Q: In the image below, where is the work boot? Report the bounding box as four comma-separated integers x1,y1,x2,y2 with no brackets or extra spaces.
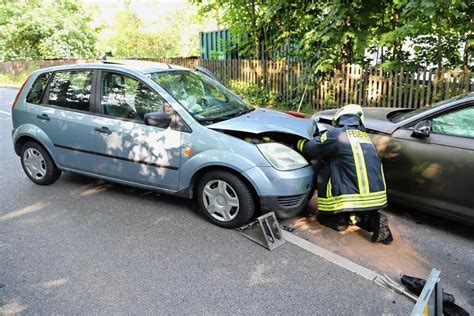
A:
371,213,393,244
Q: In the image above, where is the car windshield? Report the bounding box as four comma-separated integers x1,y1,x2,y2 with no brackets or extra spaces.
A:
391,95,464,123
149,70,253,124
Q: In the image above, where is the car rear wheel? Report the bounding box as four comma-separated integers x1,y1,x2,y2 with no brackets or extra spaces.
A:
197,170,255,228
20,141,61,185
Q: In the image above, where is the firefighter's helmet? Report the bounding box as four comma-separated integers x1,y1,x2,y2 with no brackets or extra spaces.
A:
332,104,364,125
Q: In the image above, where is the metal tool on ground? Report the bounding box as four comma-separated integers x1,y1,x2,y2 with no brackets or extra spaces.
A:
236,212,285,250
374,274,419,302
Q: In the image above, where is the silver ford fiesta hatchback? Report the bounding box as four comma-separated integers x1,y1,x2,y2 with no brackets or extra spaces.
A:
11,60,317,228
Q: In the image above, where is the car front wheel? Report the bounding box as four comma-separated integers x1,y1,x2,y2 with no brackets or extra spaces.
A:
197,170,255,228
20,141,61,185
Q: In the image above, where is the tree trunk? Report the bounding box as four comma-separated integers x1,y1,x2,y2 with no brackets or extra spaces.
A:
463,12,473,69
435,13,443,82
390,5,400,61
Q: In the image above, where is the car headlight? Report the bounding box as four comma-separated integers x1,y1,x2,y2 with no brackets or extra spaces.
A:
257,143,308,171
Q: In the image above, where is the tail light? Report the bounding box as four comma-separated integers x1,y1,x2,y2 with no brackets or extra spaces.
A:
12,77,30,110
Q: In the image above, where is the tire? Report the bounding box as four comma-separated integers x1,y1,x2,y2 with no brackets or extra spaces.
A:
197,170,255,228
20,141,61,185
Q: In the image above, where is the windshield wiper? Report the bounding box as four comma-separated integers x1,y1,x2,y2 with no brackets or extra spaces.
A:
236,107,255,116
196,116,234,124
196,107,254,125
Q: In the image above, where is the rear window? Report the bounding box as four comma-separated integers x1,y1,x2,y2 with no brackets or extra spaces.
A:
26,72,51,104
47,70,93,112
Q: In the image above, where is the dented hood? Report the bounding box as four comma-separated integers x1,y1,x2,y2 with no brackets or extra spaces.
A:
207,108,317,139
313,107,406,134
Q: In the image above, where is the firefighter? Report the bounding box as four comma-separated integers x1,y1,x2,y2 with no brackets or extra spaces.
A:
297,104,393,244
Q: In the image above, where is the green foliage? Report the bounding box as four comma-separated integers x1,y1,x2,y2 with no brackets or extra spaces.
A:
102,5,178,58
0,62,39,85
100,2,216,59
194,0,473,73
228,80,281,107
0,0,97,61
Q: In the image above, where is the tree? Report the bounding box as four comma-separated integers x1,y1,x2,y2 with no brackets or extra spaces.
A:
0,0,97,61
193,0,472,72
379,0,471,70
101,1,215,58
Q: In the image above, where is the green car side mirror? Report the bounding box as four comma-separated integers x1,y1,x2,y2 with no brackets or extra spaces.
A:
412,120,432,138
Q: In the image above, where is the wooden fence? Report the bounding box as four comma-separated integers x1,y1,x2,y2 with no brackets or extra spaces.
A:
0,59,95,76
143,57,473,110
2,57,472,109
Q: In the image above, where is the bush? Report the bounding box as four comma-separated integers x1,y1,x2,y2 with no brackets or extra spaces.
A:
227,80,281,107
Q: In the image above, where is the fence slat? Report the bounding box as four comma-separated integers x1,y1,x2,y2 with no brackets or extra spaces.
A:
10,57,468,110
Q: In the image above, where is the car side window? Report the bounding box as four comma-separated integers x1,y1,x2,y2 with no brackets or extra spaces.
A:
47,71,93,112
26,72,51,104
431,106,474,138
101,72,166,121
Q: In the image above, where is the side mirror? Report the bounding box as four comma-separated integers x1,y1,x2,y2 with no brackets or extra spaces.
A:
144,112,172,129
412,120,431,138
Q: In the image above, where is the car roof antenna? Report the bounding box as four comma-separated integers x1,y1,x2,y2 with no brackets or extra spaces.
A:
167,64,172,69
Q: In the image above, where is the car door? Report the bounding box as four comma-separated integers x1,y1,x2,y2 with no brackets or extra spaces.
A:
384,104,474,220
92,71,182,191
38,69,98,173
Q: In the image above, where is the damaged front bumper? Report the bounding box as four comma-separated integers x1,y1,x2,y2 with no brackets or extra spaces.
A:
242,165,315,218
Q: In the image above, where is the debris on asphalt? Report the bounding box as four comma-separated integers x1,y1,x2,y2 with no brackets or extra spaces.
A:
282,225,295,232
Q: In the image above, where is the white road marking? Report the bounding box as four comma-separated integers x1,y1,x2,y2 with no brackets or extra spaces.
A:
282,231,419,301
0,110,11,116
283,230,419,301
282,230,379,281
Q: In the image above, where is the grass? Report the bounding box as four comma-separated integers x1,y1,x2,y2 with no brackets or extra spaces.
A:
0,64,39,86
0,71,33,86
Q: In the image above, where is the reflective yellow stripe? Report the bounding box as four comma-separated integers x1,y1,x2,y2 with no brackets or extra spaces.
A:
347,130,370,194
318,192,386,204
318,196,387,207
318,191,386,199
326,177,332,198
297,139,307,152
318,191,387,211
320,132,328,143
381,163,386,190
318,196,387,211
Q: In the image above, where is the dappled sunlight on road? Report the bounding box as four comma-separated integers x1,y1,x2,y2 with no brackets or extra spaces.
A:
0,299,27,315
41,278,69,289
79,183,112,196
0,202,44,221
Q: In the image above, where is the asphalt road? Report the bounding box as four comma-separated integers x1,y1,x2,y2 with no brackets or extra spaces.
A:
0,87,472,314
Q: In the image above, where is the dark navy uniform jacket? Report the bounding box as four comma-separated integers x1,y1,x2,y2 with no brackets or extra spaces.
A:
298,115,387,213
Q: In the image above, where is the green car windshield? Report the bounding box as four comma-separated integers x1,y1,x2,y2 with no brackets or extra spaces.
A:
149,70,252,124
391,94,467,123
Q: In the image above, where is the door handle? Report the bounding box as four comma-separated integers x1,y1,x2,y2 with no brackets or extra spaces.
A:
36,114,50,121
95,127,112,135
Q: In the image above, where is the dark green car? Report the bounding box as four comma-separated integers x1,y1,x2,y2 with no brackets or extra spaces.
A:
313,93,474,225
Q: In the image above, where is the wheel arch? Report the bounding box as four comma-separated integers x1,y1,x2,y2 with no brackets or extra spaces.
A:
189,165,261,215
13,125,57,161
